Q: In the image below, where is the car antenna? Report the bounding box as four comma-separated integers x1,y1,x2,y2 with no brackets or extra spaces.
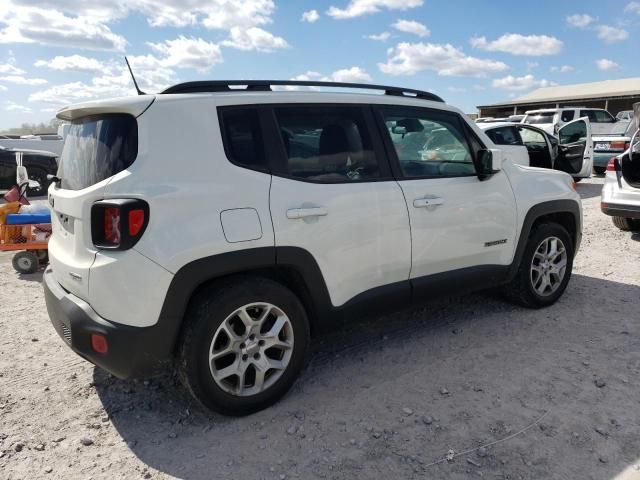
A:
125,56,146,95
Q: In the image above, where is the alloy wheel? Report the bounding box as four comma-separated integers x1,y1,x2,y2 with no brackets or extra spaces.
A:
530,236,568,296
209,302,294,397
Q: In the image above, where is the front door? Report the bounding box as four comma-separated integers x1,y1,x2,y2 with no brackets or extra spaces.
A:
555,118,593,178
375,105,517,283
268,104,412,308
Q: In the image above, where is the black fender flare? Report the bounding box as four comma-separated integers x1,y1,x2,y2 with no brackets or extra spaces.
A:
508,199,581,279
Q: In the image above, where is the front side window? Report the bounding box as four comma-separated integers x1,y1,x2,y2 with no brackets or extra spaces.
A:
273,106,380,182
559,120,588,144
219,108,267,171
486,127,522,146
593,110,615,123
518,127,547,145
379,107,475,178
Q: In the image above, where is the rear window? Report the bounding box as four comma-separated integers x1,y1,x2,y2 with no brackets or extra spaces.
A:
524,113,555,125
57,114,137,191
218,107,267,171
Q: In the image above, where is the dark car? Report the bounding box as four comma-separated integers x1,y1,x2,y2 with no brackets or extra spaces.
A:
0,145,58,196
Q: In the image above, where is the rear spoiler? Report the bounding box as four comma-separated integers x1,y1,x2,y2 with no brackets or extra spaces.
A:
56,95,155,121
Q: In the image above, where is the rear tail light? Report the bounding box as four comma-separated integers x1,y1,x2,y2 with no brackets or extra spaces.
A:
610,141,627,150
606,157,620,172
91,199,149,250
90,334,108,354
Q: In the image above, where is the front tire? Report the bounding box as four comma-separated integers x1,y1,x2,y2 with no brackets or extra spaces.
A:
505,223,574,308
612,216,640,231
178,277,310,416
593,167,606,175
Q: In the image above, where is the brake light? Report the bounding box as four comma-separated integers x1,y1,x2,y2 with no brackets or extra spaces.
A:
91,199,149,250
610,141,626,150
606,157,619,172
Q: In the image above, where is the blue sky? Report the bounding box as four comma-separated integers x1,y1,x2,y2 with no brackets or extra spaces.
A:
0,0,638,130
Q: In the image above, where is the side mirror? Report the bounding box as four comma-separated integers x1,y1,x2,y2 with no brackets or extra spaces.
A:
477,148,502,179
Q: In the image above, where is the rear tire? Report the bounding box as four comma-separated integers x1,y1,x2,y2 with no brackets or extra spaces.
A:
178,277,310,416
504,223,574,308
612,216,640,231
593,167,606,175
12,251,39,274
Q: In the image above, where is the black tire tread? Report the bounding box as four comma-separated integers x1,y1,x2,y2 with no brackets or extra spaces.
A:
612,216,640,231
12,251,39,274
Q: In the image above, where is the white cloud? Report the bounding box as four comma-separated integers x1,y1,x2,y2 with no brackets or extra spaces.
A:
378,42,508,77
367,32,391,41
0,1,287,54
0,75,47,85
301,10,320,23
526,61,539,70
566,14,595,28
0,84,7,91
392,19,429,37
625,2,640,14
328,66,372,83
0,3,127,51
596,58,620,70
34,55,105,73
0,63,25,75
492,74,554,91
221,27,288,52
327,0,423,19
550,65,574,73
596,25,629,43
470,33,563,56
148,36,223,71
5,101,32,113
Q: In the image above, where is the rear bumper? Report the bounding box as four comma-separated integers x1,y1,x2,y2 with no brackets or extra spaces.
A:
601,202,640,219
594,152,621,168
43,267,174,379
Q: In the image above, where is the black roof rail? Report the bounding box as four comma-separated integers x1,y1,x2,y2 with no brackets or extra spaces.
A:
161,80,444,103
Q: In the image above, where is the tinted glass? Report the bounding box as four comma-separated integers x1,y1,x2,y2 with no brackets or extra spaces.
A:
58,114,137,191
593,110,614,122
219,108,266,171
524,113,555,125
561,110,575,122
274,106,379,182
486,127,522,146
560,120,588,144
380,107,475,178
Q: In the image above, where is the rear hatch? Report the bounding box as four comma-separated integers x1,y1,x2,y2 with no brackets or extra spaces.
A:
49,97,152,300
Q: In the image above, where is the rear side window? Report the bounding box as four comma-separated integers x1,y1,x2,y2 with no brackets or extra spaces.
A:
486,127,522,146
273,106,380,182
58,114,137,191
561,110,575,122
219,108,267,171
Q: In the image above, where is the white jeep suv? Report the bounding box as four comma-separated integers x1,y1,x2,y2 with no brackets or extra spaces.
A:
44,80,582,415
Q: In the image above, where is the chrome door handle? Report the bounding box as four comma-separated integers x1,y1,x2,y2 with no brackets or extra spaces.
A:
286,207,328,219
413,197,444,208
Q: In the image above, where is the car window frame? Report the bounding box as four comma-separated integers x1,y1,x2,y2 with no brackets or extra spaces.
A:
372,104,481,181
217,105,271,174
261,103,393,184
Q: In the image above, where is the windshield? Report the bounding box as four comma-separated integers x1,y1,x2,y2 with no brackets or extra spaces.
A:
57,114,138,191
524,113,555,125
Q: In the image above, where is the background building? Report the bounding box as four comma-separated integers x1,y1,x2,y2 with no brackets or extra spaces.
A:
478,77,640,118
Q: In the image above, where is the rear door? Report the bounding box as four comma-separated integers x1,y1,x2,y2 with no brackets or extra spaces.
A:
268,104,412,308
555,118,593,178
48,113,138,300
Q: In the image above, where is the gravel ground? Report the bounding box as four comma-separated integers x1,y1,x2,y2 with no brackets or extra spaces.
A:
1,176,640,480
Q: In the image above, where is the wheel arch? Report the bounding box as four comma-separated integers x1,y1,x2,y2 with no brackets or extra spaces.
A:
156,247,332,358
510,200,581,278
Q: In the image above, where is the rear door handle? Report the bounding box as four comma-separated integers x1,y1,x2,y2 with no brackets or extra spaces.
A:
286,207,328,219
413,197,444,208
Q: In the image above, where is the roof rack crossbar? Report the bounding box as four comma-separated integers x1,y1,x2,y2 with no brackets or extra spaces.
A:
161,80,444,103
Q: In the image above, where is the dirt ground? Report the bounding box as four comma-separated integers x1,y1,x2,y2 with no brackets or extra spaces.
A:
1,175,640,480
